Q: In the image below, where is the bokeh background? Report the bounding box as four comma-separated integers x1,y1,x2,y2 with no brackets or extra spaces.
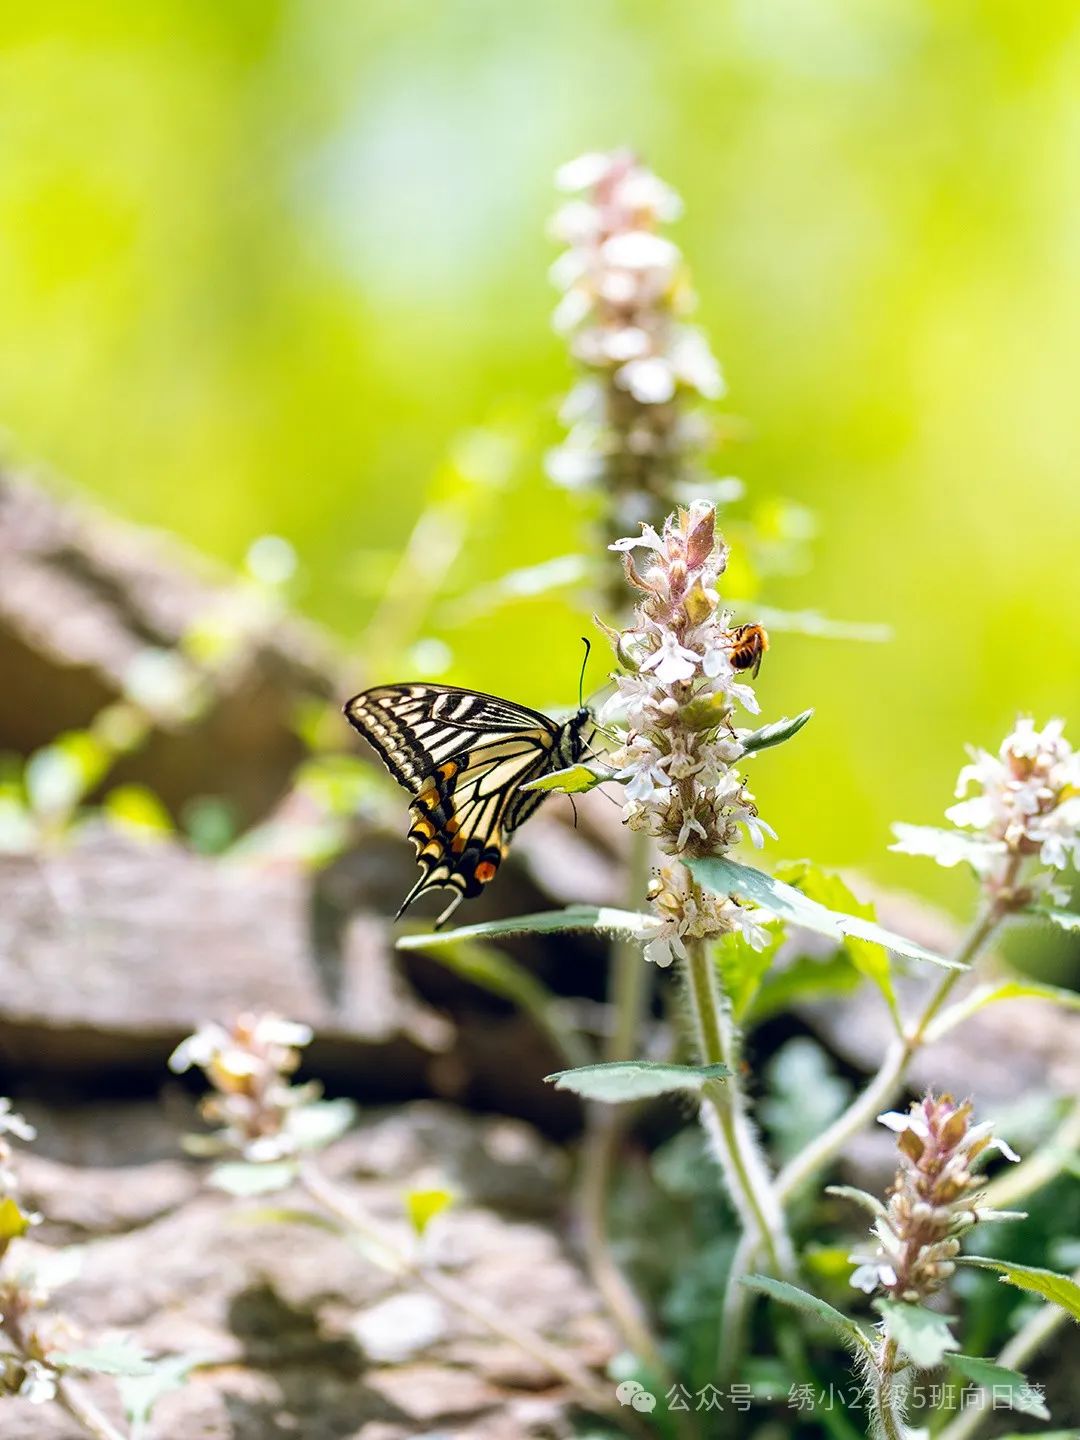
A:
2,0,1078,964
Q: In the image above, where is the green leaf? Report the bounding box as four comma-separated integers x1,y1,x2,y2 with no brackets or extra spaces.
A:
120,1353,214,1436
946,1354,1050,1419
825,1184,890,1223
875,1299,959,1368
741,1274,873,1356
746,950,860,1022
53,1343,153,1377
234,1206,342,1233
544,1060,730,1103
740,709,813,755
715,919,785,1021
926,977,1080,1041
397,905,655,948
776,861,900,1025
208,1160,298,1196
103,784,174,836
288,1098,356,1152
688,855,958,971
395,934,590,1067
406,1186,455,1236
1027,906,1080,933
521,763,604,795
957,1258,1080,1322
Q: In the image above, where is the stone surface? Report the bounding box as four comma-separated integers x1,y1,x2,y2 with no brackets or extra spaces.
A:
2,1101,614,1439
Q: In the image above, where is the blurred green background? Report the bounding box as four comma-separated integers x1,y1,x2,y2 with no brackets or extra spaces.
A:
1,1,1078,947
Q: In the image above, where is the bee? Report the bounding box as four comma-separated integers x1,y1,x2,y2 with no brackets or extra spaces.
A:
728,623,769,678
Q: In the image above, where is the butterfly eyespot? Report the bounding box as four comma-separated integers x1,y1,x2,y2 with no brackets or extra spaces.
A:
474,860,498,884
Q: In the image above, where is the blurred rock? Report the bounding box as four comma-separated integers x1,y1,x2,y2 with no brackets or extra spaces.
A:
2,1100,613,1440
0,472,336,828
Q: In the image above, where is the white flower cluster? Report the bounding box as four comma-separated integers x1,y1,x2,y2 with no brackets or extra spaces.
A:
0,1099,35,1196
849,1097,1018,1301
603,502,774,964
546,150,725,521
948,718,1080,883
169,1013,318,1162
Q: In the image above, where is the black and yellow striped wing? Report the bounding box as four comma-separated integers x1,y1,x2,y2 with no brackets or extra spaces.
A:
344,684,588,926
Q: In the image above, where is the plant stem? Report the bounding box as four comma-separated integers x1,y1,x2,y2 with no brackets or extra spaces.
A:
721,904,1004,1374
776,904,1001,1204
298,1160,620,1422
683,932,793,1280
55,1378,131,1440
872,1337,906,1440
935,1265,1080,1440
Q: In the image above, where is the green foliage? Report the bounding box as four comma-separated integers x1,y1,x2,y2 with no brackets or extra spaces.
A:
740,709,813,755
945,1354,1051,1419
875,1299,959,1368
760,1038,851,1163
544,1060,730,1102
119,1353,214,1437
52,1342,152,1377
521,763,605,795
207,1161,297,1197
406,1186,455,1237
687,856,955,971
741,1275,872,1356
957,1258,1080,1323
396,906,655,946
714,917,786,1020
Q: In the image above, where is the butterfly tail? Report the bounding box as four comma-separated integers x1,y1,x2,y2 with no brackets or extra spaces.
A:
394,873,465,929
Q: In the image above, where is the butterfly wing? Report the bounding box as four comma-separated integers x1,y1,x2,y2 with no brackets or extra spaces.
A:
344,685,565,924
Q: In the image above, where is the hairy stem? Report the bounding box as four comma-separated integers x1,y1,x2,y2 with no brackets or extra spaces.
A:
55,1379,131,1440
683,931,793,1281
872,1337,907,1440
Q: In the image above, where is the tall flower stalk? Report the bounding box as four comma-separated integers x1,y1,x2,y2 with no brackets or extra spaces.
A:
548,149,737,1382
850,1096,1020,1440
548,149,729,579
604,502,792,1275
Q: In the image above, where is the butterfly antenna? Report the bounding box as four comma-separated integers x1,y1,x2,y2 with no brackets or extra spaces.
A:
578,636,592,710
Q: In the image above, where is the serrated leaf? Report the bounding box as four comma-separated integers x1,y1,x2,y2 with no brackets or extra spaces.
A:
741,1274,872,1355
406,1186,455,1236
53,1343,153,1377
397,906,655,948
208,1160,297,1196
740,710,813,755
1027,907,1080,933
957,1258,1080,1321
875,1299,959,1368
544,1060,730,1103
688,856,958,971
775,861,900,1025
825,1185,890,1223
946,1355,1050,1419
521,763,605,795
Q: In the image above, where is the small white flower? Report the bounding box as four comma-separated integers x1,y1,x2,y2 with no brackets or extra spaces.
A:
0,1099,36,1144
603,326,651,362
168,1023,230,1074
18,1361,58,1405
669,327,726,399
545,445,604,490
601,230,679,273
614,170,683,222
555,151,613,192
640,631,701,684
616,356,676,405
552,287,592,334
